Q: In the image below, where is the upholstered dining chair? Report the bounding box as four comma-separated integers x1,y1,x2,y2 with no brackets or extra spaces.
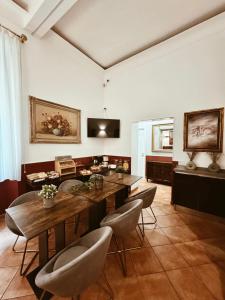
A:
58,179,83,193
100,199,143,276
126,186,157,236
5,191,39,276
35,226,113,300
58,179,84,234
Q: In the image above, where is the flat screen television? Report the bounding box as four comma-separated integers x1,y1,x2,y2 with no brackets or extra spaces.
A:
87,118,120,138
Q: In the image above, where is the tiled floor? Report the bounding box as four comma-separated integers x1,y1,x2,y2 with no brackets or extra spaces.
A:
1,180,225,299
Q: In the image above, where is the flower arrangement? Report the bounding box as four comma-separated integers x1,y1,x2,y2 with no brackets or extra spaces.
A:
38,184,58,199
41,112,71,136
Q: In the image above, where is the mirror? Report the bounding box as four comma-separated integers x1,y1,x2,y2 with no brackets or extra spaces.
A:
152,123,173,152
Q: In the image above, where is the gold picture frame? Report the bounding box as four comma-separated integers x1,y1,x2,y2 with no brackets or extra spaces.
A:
183,107,224,152
30,96,81,144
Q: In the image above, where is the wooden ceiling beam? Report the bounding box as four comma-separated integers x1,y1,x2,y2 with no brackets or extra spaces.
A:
24,0,78,38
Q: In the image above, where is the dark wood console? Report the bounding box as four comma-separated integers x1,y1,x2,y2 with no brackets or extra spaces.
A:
172,166,225,218
146,161,175,185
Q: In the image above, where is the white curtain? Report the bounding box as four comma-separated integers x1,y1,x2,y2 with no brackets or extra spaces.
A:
0,28,22,181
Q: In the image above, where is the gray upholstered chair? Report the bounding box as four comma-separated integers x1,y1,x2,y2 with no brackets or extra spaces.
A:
58,179,83,193
58,179,84,234
35,226,113,300
126,186,157,236
100,199,143,276
5,191,39,275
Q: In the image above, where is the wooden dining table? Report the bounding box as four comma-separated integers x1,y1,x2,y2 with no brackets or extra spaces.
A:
104,173,142,187
104,173,142,205
5,181,127,265
5,178,134,299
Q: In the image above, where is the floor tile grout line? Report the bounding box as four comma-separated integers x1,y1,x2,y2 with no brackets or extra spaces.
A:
0,266,19,300
189,266,218,300
161,267,182,300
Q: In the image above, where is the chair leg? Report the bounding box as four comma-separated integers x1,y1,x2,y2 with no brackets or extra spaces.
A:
12,236,38,276
112,235,127,276
40,290,45,300
97,271,114,300
12,235,20,252
148,206,157,224
121,239,127,276
137,210,145,237
138,207,157,235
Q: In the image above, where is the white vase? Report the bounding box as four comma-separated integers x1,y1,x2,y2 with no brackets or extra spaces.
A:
118,173,123,179
52,128,61,136
43,197,55,208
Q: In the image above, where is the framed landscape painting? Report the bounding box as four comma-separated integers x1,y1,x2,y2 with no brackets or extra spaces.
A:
30,96,81,144
183,107,224,152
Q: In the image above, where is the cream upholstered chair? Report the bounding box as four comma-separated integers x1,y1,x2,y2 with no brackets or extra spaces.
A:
100,199,143,276
58,179,84,234
35,227,113,300
5,191,39,276
58,179,83,193
126,186,157,236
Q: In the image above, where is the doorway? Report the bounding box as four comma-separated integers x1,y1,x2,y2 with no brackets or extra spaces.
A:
131,118,174,177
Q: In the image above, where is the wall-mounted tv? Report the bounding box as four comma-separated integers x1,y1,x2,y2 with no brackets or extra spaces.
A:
87,118,120,138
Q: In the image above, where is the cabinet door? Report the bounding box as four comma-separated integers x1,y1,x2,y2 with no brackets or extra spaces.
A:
199,178,225,218
146,162,153,178
172,173,198,209
161,164,172,183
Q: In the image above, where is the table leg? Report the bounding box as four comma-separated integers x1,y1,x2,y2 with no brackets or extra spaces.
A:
89,200,106,231
38,231,49,266
115,186,129,208
55,221,66,252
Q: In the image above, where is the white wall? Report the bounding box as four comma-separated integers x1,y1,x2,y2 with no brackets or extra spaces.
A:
0,16,105,163
104,13,225,168
22,30,104,163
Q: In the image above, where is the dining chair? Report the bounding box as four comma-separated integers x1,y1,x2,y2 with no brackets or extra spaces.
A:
5,191,39,276
100,199,143,276
35,226,113,300
58,179,84,234
126,186,157,236
58,179,83,193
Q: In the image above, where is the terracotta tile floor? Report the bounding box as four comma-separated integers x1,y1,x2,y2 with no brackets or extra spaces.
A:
1,180,225,299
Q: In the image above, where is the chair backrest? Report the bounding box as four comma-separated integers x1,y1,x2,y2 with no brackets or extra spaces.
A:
58,179,83,193
5,191,40,236
101,199,143,237
35,226,112,298
129,186,157,209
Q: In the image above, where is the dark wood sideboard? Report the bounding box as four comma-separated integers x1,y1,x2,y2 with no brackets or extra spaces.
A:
146,161,175,185
172,166,225,218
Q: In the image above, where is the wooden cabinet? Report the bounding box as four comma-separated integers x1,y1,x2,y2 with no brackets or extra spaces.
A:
172,166,225,218
146,161,174,185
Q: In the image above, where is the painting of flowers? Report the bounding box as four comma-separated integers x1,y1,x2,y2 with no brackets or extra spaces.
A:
30,96,81,143
183,108,224,152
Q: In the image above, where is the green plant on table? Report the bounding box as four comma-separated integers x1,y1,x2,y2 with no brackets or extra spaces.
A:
70,181,94,194
115,166,125,173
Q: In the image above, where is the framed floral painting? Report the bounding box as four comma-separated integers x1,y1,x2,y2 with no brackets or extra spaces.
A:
183,107,224,152
30,96,81,144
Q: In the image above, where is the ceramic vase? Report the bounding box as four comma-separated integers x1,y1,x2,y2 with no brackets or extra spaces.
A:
43,197,55,208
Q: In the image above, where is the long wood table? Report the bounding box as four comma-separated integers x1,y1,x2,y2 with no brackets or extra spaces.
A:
104,173,142,187
104,173,142,206
6,181,127,264
5,192,92,264
5,180,129,299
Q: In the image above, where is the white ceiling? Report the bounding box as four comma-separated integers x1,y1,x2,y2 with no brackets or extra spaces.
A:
54,0,225,68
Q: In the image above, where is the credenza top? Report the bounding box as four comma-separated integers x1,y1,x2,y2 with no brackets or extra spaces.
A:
174,165,225,180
